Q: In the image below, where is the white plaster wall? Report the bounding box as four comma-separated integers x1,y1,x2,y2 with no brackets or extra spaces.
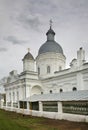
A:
2,106,88,123
84,80,88,90
77,72,84,90
31,86,42,95
41,74,77,94
25,85,31,98
23,60,35,72
36,52,66,78
83,71,88,90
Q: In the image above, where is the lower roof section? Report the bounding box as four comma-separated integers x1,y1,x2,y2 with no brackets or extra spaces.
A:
20,90,88,102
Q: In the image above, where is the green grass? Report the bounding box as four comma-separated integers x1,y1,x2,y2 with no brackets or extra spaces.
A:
0,109,59,130
0,109,88,130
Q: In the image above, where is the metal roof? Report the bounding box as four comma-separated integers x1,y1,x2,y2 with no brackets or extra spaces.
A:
21,90,88,102
23,52,34,60
38,41,63,55
38,27,64,55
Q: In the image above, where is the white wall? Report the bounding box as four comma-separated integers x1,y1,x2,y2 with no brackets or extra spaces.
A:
36,52,66,78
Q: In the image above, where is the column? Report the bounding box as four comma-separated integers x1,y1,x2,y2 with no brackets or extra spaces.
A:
27,102,29,109
39,101,43,111
58,102,62,113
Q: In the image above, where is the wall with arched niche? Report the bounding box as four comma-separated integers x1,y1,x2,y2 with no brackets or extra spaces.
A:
31,85,43,96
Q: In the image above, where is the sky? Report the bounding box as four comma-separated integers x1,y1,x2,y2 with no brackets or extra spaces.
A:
0,0,88,79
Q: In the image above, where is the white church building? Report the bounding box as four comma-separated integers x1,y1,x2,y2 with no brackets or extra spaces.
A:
1,24,88,122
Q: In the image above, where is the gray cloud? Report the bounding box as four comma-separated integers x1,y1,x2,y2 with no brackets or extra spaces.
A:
17,13,41,31
4,36,28,45
0,0,88,80
16,0,88,29
0,48,7,52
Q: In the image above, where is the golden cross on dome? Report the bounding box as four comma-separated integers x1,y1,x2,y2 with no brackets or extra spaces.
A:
50,19,53,29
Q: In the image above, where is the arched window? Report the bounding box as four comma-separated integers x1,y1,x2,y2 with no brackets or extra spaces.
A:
59,66,62,71
13,92,15,101
73,87,77,91
41,92,43,94
60,89,63,93
38,67,40,75
50,90,52,94
9,93,11,102
47,66,50,73
17,91,19,101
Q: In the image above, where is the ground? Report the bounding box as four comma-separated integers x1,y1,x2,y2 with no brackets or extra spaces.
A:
0,109,88,130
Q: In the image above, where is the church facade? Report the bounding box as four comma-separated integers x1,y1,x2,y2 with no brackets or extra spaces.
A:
1,25,88,122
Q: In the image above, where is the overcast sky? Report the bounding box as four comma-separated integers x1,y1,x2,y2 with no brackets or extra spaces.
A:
0,0,88,79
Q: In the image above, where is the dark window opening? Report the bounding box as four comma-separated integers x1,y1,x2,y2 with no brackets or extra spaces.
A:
38,67,40,75
41,92,43,94
47,66,50,73
73,87,77,91
50,90,52,94
60,89,63,93
59,66,62,71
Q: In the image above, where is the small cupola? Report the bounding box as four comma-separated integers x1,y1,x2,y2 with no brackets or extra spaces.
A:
22,48,35,72
23,48,34,61
46,20,55,41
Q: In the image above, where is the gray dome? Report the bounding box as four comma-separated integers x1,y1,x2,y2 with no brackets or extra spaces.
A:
38,41,63,55
38,26,64,55
23,52,34,60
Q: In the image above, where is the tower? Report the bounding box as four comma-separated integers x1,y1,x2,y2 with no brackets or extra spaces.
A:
22,49,35,72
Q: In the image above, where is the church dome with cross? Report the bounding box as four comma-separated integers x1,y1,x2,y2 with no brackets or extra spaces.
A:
38,20,64,56
36,20,66,78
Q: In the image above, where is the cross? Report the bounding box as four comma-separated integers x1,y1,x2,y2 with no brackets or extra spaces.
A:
50,19,53,28
28,48,30,52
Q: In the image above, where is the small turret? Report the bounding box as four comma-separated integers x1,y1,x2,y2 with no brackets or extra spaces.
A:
22,48,35,72
77,47,85,66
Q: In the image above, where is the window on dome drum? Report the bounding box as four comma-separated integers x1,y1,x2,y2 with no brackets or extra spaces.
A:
73,87,77,91
60,89,63,93
50,90,52,94
47,66,50,73
59,66,62,71
38,67,40,75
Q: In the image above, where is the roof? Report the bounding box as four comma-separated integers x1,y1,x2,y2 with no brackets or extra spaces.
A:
23,52,34,60
38,27,64,55
21,90,88,102
46,27,55,35
38,41,63,55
